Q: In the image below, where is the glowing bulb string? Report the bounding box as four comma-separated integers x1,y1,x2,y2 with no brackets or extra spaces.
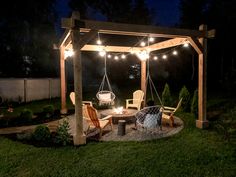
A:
96,32,190,61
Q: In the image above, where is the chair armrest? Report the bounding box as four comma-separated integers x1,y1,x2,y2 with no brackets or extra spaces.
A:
163,106,175,110
126,99,133,103
82,101,93,106
101,115,112,120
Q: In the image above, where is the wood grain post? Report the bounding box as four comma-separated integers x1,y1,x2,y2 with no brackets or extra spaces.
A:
71,11,86,145
141,60,146,106
196,24,209,129
60,46,67,114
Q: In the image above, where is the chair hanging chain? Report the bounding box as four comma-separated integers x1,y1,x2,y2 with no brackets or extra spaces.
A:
144,35,163,107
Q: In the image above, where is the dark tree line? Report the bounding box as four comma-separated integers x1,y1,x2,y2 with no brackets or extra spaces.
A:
0,0,235,95
0,0,58,77
180,0,236,93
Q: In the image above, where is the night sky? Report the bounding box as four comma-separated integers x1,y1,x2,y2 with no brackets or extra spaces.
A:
55,0,180,27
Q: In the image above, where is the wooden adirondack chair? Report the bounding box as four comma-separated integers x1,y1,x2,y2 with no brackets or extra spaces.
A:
126,90,144,110
84,105,113,139
161,98,183,127
70,92,93,106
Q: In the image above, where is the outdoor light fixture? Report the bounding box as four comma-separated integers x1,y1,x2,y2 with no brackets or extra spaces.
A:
153,56,158,60
97,39,102,45
183,43,189,47
149,37,155,42
121,54,126,59
107,54,112,58
114,56,119,60
136,50,149,61
140,41,146,47
64,50,74,59
162,54,167,59
99,50,106,57
172,50,178,55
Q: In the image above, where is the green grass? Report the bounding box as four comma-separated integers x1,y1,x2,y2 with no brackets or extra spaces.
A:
0,112,235,177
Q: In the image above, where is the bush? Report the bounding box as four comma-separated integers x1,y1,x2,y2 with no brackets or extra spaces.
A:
191,89,198,118
54,119,71,146
19,109,33,123
179,86,190,112
33,125,51,142
162,83,172,106
43,105,55,118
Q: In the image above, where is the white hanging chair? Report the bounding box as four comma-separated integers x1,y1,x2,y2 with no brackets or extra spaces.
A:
135,42,164,132
96,55,116,106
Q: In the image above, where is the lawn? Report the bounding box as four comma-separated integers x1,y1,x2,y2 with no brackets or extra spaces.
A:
0,110,235,177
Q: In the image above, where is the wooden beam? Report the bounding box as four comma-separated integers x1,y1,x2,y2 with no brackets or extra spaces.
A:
196,24,208,129
188,37,204,54
59,30,71,47
78,30,98,49
141,61,146,107
60,46,67,114
80,44,142,53
146,38,187,52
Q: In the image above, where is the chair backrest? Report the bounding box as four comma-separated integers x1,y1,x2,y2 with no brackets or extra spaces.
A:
85,105,100,128
173,98,183,113
70,92,75,105
133,90,144,105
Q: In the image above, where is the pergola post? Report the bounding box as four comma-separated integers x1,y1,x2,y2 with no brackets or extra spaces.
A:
60,45,67,114
141,60,146,106
196,24,209,129
71,12,86,145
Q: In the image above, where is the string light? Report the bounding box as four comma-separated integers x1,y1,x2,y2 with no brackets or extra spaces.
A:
99,50,106,57
149,37,155,42
140,41,146,47
183,43,189,47
114,56,119,60
64,50,74,59
121,54,126,59
172,50,178,55
136,50,149,61
153,56,158,60
162,54,167,59
107,54,112,58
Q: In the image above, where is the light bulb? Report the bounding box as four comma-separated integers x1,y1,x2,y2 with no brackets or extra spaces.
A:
97,39,102,45
162,55,167,59
121,54,126,59
114,56,119,60
149,37,155,42
183,43,189,47
107,54,112,58
99,50,106,57
140,42,146,47
64,50,74,59
153,56,158,60
172,50,178,55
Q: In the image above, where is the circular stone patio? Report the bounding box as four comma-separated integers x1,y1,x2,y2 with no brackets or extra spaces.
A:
68,115,184,142
101,116,184,141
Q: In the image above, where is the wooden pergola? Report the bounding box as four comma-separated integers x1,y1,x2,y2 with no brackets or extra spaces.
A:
59,11,215,145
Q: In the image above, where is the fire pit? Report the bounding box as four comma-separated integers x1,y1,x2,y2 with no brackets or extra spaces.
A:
100,108,138,124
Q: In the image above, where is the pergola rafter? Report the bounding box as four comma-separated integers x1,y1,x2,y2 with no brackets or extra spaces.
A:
59,11,215,145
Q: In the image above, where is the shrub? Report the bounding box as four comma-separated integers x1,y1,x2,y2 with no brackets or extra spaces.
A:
162,83,172,106
33,125,51,142
179,86,190,112
191,89,198,118
215,107,236,142
43,105,55,118
19,109,33,122
54,119,71,146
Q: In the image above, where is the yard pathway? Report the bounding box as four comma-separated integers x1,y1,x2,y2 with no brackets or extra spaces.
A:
0,119,63,135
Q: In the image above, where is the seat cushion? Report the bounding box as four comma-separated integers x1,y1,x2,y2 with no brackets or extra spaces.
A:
99,93,111,102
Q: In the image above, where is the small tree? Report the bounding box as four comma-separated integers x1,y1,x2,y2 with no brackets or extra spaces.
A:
191,89,198,118
54,119,71,146
179,86,190,112
162,83,172,106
